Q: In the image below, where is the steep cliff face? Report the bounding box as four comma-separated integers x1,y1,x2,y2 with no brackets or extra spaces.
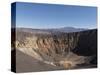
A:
13,29,97,69
72,29,97,56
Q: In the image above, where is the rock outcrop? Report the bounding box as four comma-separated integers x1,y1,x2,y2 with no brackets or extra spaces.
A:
12,28,97,69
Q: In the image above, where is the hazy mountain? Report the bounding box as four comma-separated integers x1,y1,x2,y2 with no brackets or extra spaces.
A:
46,27,88,33
16,27,88,34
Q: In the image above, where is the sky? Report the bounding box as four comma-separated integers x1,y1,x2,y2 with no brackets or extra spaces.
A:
15,2,97,29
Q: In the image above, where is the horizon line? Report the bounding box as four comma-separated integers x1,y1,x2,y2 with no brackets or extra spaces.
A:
13,26,97,29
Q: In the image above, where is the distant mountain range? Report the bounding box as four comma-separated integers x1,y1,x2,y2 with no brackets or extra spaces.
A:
16,27,89,33
45,27,88,33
